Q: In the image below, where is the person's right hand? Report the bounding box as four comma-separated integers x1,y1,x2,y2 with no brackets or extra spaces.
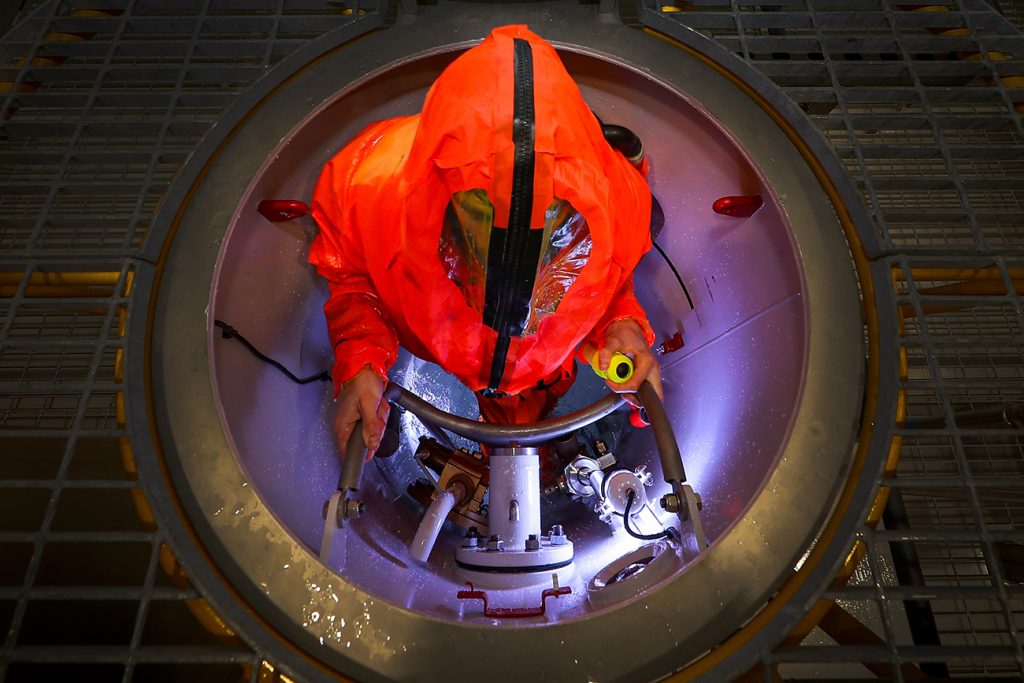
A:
597,318,664,405
333,365,389,462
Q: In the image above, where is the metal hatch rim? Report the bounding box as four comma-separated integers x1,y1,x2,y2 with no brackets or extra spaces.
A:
132,6,876,683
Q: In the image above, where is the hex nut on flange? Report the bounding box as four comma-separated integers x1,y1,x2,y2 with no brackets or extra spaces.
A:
344,500,365,519
660,493,682,514
548,525,567,546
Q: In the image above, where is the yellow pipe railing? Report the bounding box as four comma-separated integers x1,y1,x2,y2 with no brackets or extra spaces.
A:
0,270,134,298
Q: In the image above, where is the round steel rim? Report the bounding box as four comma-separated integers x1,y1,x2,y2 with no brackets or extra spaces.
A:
130,7,879,682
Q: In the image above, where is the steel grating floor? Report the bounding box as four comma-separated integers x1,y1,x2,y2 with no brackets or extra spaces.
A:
1,0,1023,681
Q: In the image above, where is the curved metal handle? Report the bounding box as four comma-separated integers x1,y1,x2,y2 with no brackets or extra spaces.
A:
331,380,702,548
383,383,625,446
338,421,367,492
635,382,706,548
382,380,686,484
321,423,367,559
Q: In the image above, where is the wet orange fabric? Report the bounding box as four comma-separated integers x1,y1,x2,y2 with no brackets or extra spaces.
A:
477,364,578,426
310,24,654,399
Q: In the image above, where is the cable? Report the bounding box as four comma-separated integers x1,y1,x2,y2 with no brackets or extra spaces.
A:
589,110,689,311
651,242,694,310
591,112,690,312
213,319,330,385
622,489,669,541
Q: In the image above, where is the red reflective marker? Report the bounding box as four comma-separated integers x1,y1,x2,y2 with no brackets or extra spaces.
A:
658,331,684,356
629,406,650,429
712,194,763,218
257,199,309,222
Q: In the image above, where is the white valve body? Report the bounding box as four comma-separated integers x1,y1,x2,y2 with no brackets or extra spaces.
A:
455,446,573,576
487,447,541,550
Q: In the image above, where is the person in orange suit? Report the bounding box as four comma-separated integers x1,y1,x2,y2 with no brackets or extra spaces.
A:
309,24,662,458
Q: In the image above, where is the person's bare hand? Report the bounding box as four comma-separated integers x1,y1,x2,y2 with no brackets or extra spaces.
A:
333,365,389,461
597,319,663,406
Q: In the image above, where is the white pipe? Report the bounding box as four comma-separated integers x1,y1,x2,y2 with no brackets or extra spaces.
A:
488,448,541,550
409,484,461,563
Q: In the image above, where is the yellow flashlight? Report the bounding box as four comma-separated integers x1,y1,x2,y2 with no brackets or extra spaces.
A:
591,351,634,384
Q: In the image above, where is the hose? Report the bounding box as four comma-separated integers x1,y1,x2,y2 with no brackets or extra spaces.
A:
409,484,462,562
601,123,643,164
637,382,687,484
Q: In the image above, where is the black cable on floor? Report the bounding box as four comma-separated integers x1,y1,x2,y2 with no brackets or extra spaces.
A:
214,320,330,385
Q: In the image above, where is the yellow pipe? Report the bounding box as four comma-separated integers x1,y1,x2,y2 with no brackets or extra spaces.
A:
0,285,115,298
915,279,1022,296
114,308,127,384
0,270,134,298
895,267,1024,282
2,9,121,97
0,271,120,286
157,544,239,641
896,269,1024,318
909,5,971,37
122,270,135,297
908,5,1024,113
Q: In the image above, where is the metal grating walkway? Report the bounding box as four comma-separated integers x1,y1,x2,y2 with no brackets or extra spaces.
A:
1,0,1023,681
642,0,1024,679
0,2,385,681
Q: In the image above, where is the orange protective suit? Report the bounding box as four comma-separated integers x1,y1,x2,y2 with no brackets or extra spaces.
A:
309,24,654,422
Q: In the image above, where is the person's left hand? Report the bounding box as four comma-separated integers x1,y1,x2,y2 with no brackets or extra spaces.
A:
333,365,389,462
596,318,663,407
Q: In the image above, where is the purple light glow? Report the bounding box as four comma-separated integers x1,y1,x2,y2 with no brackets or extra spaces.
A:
208,50,808,624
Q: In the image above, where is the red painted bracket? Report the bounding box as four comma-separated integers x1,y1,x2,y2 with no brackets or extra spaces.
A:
257,199,309,222
712,194,763,218
658,331,684,356
456,582,571,618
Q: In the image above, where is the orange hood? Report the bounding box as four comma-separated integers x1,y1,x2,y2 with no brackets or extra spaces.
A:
310,24,654,396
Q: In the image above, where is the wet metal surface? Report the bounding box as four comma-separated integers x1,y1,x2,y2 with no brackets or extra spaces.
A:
147,7,861,681
210,45,811,618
